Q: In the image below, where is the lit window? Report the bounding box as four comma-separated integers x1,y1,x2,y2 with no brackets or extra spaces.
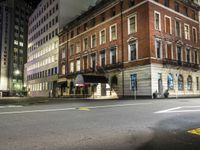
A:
70,62,74,72
76,59,80,71
184,24,190,40
76,42,81,53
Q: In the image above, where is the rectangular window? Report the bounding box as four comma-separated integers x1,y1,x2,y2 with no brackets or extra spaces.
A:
165,16,171,34
70,44,74,56
128,41,137,61
128,0,135,7
128,14,137,34
83,38,88,50
184,24,190,40
175,20,181,37
91,54,96,70
62,48,65,59
76,42,81,53
164,0,169,7
91,34,96,48
130,74,137,90
110,24,117,41
76,59,80,71
175,2,179,12
110,47,116,64
100,50,106,66
186,48,190,63
154,11,161,31
70,62,74,72
192,27,197,43
100,29,106,45
177,45,182,64
83,56,87,70
195,50,198,64
197,77,199,90
155,39,162,59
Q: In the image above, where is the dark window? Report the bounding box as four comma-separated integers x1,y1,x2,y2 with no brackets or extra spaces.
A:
100,50,106,67
101,13,105,22
175,2,179,12
110,47,116,64
187,76,192,91
186,48,190,63
164,0,169,7
111,7,116,17
184,7,188,16
128,0,135,7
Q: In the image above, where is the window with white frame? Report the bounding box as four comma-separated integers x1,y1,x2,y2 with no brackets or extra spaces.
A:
175,20,181,37
184,24,190,40
110,47,117,64
186,48,190,63
76,42,81,53
76,59,80,71
128,14,137,34
165,16,172,34
83,38,88,50
100,29,106,44
91,34,96,48
100,49,106,66
192,27,197,43
110,24,117,41
70,61,74,72
155,39,162,59
128,40,137,61
154,11,161,31
70,44,74,56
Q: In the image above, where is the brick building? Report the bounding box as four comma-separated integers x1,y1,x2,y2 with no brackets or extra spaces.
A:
58,0,200,98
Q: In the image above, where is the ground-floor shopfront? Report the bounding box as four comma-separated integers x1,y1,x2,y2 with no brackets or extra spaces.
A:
57,64,200,99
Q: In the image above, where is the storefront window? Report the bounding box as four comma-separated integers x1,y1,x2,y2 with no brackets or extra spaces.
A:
167,73,174,90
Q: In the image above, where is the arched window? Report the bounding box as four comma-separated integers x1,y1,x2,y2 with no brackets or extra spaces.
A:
167,73,174,90
187,75,192,91
178,75,184,91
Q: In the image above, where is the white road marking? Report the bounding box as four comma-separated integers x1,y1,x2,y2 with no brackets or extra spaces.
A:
0,102,152,115
0,105,23,109
155,106,200,114
155,107,182,114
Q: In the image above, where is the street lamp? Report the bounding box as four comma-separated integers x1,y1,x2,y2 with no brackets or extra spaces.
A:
14,70,20,76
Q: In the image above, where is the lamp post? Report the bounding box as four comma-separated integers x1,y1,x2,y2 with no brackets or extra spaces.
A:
14,69,21,96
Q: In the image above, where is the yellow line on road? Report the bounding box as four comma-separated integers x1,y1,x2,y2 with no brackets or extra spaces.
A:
78,108,90,111
188,128,200,136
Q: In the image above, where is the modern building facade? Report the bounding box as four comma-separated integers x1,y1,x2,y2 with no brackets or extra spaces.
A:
25,0,98,97
58,0,200,98
0,0,32,96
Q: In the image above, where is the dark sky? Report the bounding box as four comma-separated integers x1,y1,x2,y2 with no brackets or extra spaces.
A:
24,0,41,8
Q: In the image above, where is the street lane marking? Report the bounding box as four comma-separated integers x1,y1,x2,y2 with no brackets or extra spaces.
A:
155,107,182,114
0,102,151,115
0,105,23,109
188,128,200,136
78,108,90,111
155,106,200,114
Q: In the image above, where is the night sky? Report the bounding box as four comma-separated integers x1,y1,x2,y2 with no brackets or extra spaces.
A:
24,0,41,9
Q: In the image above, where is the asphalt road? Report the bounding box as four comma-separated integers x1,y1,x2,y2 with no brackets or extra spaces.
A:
0,98,200,150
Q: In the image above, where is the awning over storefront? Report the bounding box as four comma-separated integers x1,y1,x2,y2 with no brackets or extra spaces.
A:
75,74,108,85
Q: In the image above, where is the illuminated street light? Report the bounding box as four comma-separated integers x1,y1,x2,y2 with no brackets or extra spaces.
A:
14,70,20,76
